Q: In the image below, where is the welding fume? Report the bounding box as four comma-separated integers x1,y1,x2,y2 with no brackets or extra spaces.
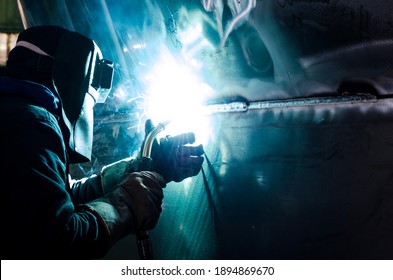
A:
0,25,204,260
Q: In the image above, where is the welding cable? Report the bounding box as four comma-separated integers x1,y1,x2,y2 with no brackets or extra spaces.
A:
136,120,170,259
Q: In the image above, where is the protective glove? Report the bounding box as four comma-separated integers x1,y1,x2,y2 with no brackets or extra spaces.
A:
99,157,138,195
142,119,205,183
98,118,204,194
81,171,165,248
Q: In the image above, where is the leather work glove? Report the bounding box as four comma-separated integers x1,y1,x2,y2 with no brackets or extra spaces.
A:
99,157,138,195
143,119,205,183
98,118,204,195
82,171,165,248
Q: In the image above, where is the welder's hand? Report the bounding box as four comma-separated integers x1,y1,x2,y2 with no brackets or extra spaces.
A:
83,171,165,247
143,119,204,183
115,171,165,233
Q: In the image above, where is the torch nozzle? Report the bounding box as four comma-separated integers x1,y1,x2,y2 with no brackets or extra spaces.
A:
142,120,170,158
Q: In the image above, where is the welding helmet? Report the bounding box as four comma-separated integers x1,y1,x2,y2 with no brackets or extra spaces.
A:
6,25,114,163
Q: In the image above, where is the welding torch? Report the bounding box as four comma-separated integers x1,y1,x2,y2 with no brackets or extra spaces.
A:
135,121,169,260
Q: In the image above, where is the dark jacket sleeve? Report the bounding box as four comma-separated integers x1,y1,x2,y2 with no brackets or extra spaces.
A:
69,175,104,204
1,99,109,259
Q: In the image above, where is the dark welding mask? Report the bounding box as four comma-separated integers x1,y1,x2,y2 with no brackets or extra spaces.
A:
53,29,114,163
6,26,114,163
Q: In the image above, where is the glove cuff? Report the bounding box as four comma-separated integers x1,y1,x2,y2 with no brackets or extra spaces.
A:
77,203,111,243
100,157,137,194
81,194,134,249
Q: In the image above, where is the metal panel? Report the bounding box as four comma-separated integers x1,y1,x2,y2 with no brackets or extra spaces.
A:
103,97,393,259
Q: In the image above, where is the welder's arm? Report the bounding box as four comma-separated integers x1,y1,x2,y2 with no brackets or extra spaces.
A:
54,170,165,259
70,117,205,206
3,108,153,259
69,174,103,204
81,171,165,250
69,157,139,204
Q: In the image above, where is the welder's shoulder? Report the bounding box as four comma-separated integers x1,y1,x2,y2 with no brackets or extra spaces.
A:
0,96,60,131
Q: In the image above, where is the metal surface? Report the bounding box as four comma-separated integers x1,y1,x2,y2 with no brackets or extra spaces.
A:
12,0,393,259
102,96,393,259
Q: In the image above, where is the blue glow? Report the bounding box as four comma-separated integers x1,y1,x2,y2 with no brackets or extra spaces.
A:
142,21,215,146
144,55,213,145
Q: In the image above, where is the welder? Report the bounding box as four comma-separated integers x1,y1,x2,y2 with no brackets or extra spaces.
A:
0,25,204,259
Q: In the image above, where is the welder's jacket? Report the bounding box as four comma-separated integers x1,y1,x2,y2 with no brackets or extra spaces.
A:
0,77,108,259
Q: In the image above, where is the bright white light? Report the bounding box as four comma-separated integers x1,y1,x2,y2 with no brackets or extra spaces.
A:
144,49,213,146
177,22,214,70
177,22,203,46
132,43,146,49
114,87,127,100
